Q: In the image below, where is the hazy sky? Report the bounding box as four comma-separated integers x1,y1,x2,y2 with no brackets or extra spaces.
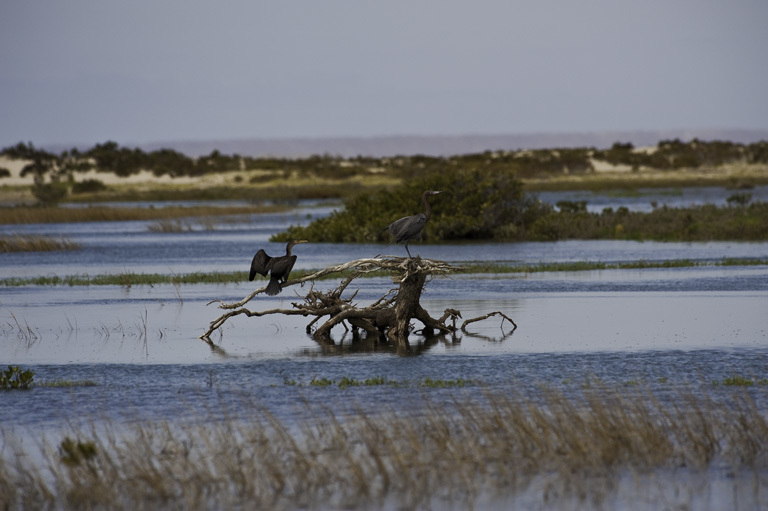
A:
1,0,767,147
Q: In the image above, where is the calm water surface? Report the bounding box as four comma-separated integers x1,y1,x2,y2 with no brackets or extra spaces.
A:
1,199,767,427
1,197,767,509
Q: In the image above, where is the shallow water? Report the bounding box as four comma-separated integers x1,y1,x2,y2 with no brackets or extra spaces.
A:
1,198,767,369
2,198,768,508
2,267,767,428
539,184,768,213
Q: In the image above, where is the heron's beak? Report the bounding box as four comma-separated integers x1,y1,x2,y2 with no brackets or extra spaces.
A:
296,240,309,244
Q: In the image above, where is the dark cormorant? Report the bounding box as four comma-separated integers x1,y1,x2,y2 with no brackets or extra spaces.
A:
249,239,308,296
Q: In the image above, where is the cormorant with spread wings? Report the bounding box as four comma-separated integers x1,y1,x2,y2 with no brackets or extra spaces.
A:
249,239,308,296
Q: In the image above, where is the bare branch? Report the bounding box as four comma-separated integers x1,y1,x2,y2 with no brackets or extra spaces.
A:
461,311,517,332
200,255,514,349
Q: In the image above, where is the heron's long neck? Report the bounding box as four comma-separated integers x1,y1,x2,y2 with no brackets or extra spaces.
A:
285,243,293,256
422,194,432,220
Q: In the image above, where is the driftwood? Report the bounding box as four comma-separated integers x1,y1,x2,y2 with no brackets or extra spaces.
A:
200,256,516,352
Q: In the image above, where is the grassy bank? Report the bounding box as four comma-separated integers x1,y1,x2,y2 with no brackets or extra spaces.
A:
66,179,394,203
1,385,766,510
522,166,768,192
0,204,288,225
0,235,80,253
1,257,765,287
528,202,768,241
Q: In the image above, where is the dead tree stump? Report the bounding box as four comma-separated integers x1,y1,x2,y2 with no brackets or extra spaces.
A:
200,256,515,351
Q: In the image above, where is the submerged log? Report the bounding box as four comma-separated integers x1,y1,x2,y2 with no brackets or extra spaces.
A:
200,256,515,351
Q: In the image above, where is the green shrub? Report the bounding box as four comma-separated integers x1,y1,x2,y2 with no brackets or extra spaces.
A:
722,375,754,386
310,377,333,387
31,183,68,204
59,437,98,466
274,167,551,243
556,200,588,213
71,179,108,194
726,193,752,207
527,202,768,241
0,366,35,389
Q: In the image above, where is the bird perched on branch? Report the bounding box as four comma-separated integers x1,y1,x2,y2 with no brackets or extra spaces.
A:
249,239,308,296
385,190,441,258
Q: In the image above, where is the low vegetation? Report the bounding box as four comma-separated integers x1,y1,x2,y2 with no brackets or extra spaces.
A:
274,164,768,242
0,204,285,225
2,139,767,244
3,138,767,182
0,366,34,389
297,376,470,388
3,139,768,204
0,234,80,253
275,165,548,243
1,257,765,287
714,375,768,387
1,385,766,509
35,379,99,388
527,202,768,241
0,271,250,287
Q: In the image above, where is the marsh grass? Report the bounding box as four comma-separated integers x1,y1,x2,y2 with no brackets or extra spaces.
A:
146,218,194,232
0,204,286,225
303,376,467,388
147,215,227,232
1,257,766,287
714,376,768,387
523,171,768,192
460,257,768,275
71,181,390,203
35,379,99,388
529,202,768,242
1,386,766,510
0,234,80,253
0,271,251,287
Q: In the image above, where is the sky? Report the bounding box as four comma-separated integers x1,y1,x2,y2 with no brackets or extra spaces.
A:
1,0,767,148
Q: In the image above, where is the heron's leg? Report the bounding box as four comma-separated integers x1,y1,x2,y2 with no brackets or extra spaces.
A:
405,242,412,258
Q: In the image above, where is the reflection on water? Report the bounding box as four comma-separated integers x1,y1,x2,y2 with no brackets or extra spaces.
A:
2,278,767,364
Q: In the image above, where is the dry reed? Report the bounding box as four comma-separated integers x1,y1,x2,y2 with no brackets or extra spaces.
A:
0,235,80,253
0,205,284,225
1,386,766,510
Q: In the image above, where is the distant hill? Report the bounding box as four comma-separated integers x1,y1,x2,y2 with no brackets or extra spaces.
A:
50,129,768,159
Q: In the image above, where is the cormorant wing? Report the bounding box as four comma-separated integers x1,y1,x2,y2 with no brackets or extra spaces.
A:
249,249,273,281
270,254,298,283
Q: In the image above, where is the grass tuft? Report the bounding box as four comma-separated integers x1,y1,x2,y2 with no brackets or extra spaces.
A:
1,386,766,509
0,235,80,253
1,257,766,287
35,379,99,388
0,204,287,225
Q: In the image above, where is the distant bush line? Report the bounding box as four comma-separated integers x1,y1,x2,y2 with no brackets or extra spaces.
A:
3,138,767,185
526,202,768,241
